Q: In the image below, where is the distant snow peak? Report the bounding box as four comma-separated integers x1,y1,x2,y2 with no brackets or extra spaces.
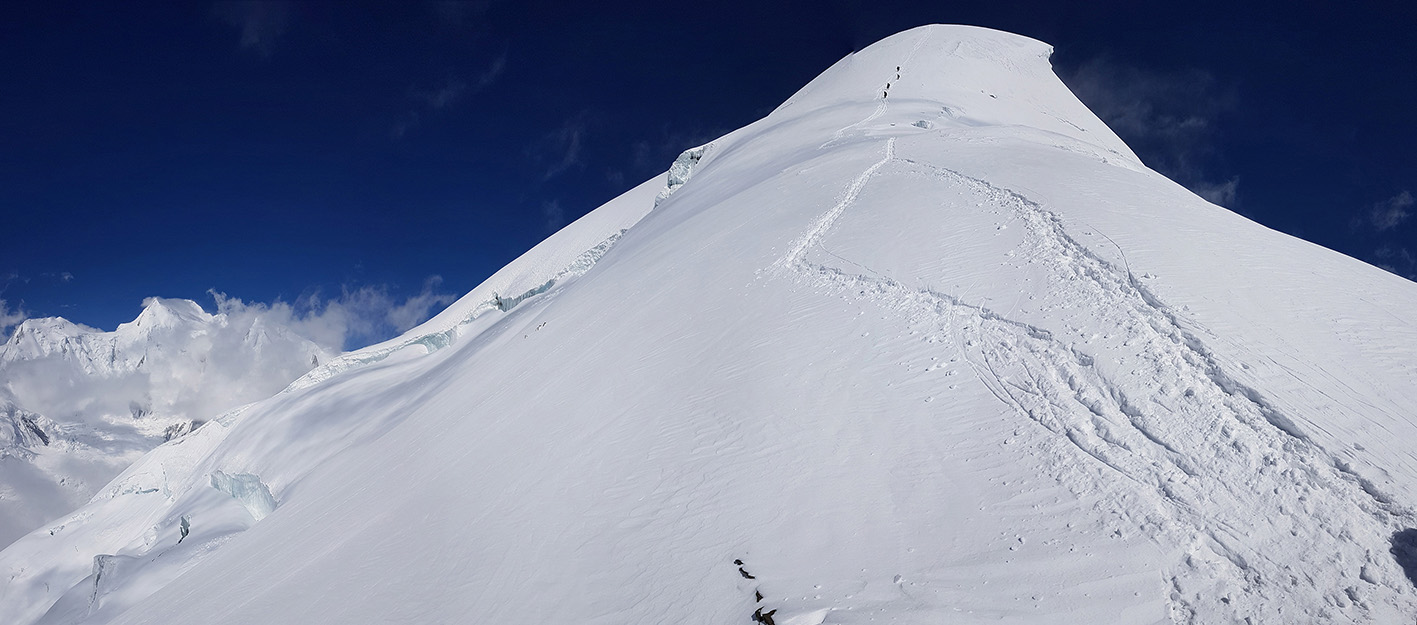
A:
0,299,28,339
0,296,334,548
130,297,212,331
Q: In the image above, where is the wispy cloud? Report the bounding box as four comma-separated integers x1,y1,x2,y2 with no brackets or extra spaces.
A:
212,276,457,351
476,51,508,89
393,78,468,138
391,112,421,140
1062,57,1238,205
1373,246,1417,279
417,78,469,110
541,199,566,233
619,123,726,185
382,276,460,334
0,271,74,336
1369,190,1413,231
33,271,74,283
392,52,507,139
212,0,293,58
0,299,25,338
1,269,20,292
531,115,588,180
1191,177,1240,207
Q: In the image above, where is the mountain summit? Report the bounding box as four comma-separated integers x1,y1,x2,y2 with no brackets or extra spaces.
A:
4,25,1417,624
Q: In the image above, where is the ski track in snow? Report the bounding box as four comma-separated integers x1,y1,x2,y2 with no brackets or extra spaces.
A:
778,139,896,272
777,77,1417,621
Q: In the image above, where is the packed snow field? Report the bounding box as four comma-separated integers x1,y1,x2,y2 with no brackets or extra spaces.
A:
4,25,1417,624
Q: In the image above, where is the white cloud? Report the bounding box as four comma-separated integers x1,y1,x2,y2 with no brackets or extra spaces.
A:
383,277,459,334
0,279,460,500
1062,57,1238,203
2,295,334,430
211,277,457,352
393,54,505,139
1370,190,1413,231
1065,59,1222,145
533,115,588,180
541,199,566,233
476,52,508,89
1192,177,1240,207
0,299,25,338
1374,246,1417,279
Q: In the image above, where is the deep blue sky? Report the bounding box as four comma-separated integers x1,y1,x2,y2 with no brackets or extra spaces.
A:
3,1,1414,343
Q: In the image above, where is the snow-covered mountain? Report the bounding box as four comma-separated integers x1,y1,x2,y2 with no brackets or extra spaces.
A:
5,24,1417,624
0,298,334,549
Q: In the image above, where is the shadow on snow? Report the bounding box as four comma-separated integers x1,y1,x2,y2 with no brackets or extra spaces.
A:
1392,528,1417,588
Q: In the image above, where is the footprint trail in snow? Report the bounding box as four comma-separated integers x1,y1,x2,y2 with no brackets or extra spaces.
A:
777,124,1417,622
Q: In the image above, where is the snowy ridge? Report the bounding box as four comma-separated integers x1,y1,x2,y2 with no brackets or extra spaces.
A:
358,173,666,353
3,299,215,376
284,171,666,391
4,24,1417,625
283,226,632,391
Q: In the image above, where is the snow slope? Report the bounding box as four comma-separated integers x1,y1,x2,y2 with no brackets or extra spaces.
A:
4,24,1417,624
0,298,333,548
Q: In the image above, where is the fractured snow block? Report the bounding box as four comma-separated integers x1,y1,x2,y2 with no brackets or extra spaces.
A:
654,142,713,207
209,471,277,522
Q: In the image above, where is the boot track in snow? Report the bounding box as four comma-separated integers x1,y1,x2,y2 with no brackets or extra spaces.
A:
775,128,1417,621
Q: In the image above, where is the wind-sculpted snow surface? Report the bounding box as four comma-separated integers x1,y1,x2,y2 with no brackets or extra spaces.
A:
5,24,1417,625
777,139,1417,621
